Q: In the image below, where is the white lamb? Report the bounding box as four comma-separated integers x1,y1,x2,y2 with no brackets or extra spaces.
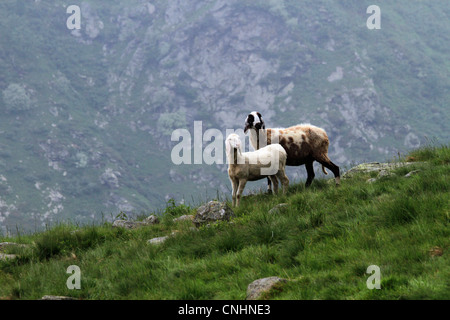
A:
225,133,289,207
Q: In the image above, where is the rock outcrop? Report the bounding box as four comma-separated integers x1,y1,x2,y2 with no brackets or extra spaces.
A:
147,236,169,245
343,162,418,179
192,201,235,227
339,161,424,184
246,277,288,300
41,295,77,300
112,215,160,229
0,253,18,261
173,215,194,223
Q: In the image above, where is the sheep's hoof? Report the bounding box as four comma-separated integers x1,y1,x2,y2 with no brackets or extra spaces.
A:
266,189,273,195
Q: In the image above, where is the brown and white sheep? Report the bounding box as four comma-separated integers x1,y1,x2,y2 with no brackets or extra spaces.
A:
244,111,340,189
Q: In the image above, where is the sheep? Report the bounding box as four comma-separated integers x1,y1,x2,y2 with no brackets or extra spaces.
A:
244,111,340,190
225,133,289,207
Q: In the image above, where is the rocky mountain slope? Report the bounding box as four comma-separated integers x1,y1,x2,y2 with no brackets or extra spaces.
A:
0,0,449,233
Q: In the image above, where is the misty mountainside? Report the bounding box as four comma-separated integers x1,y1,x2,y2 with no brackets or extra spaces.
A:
0,0,449,233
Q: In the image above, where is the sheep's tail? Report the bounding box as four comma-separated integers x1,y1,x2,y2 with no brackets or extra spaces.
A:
322,165,328,175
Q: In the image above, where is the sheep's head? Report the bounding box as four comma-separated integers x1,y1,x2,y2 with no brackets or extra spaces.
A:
225,133,242,156
244,111,265,133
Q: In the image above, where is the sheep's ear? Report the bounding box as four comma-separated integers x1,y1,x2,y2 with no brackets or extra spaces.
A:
256,112,262,120
225,139,232,156
245,114,254,133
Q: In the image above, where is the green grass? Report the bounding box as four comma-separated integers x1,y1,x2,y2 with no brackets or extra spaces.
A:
0,145,449,300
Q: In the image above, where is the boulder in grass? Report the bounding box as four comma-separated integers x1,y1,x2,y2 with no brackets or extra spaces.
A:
41,295,77,300
144,215,160,225
112,220,140,229
147,230,180,245
0,242,28,251
147,236,169,245
0,253,18,261
404,170,420,178
112,214,160,229
246,277,288,300
173,215,194,223
377,169,394,178
193,201,235,227
268,203,289,214
342,162,419,179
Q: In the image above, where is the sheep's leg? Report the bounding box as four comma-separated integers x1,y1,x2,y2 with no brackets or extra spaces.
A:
236,179,247,207
277,171,290,194
231,178,239,207
269,176,279,194
305,160,315,187
266,177,272,194
316,156,340,186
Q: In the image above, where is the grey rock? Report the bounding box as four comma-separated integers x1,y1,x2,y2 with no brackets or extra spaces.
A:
366,178,377,184
246,277,288,300
0,253,18,261
377,169,394,178
100,168,120,189
147,230,179,245
173,215,194,223
112,220,142,229
41,295,77,300
268,203,289,214
193,201,235,227
112,215,159,229
81,3,103,40
147,236,169,245
144,214,160,225
343,162,419,179
0,242,28,251
404,170,420,178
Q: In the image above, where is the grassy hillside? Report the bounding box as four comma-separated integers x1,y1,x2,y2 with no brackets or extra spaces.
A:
0,145,448,300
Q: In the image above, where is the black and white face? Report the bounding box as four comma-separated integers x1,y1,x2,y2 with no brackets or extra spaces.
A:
244,111,265,133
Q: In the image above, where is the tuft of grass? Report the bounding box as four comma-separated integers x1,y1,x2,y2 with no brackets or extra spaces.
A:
159,198,195,226
406,143,449,165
